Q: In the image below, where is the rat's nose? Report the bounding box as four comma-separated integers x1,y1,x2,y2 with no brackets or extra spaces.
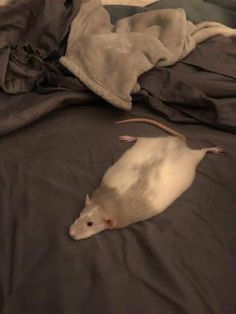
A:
69,226,76,238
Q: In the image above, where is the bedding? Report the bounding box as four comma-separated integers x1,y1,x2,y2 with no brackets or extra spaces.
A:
1,97,236,314
60,0,236,111
137,36,236,133
0,1,236,314
106,0,236,26
145,0,236,26
206,0,236,10
0,0,9,6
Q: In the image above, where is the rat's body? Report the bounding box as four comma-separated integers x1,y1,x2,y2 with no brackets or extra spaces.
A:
69,118,223,240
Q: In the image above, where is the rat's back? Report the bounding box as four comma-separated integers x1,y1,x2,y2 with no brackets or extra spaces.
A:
101,136,205,225
103,136,187,193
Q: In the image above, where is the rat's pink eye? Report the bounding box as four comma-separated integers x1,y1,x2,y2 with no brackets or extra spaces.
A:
87,221,93,227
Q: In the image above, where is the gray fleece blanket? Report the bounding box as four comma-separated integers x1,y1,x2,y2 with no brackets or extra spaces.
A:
60,0,236,110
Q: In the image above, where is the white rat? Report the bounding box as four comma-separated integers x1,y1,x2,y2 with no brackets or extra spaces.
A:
69,118,224,240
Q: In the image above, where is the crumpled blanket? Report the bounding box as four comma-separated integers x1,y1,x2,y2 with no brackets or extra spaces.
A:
60,0,236,110
0,43,45,93
0,0,81,94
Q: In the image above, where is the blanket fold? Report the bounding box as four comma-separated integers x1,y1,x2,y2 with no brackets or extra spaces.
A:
60,0,236,110
0,43,45,94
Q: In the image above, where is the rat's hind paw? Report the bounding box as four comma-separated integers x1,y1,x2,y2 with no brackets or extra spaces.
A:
118,135,137,143
205,147,225,155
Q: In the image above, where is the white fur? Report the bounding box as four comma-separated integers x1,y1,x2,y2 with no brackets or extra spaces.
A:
103,137,158,194
69,135,224,240
103,137,205,209
147,145,205,212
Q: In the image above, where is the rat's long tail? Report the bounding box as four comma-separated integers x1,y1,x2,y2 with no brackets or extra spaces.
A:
116,118,186,141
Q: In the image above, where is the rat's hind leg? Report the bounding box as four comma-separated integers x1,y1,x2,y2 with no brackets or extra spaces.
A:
202,147,224,155
119,135,137,143
190,146,224,167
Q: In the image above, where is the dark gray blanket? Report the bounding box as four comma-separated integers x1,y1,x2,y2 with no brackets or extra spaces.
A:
106,0,236,26
137,36,236,133
1,102,236,314
206,0,236,10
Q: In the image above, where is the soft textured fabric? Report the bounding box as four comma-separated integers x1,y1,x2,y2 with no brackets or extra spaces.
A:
206,0,236,10
0,43,46,94
145,0,236,26
0,0,82,94
0,0,99,136
0,0,11,6
60,0,236,110
104,5,142,23
1,0,236,135
137,36,236,133
105,0,236,26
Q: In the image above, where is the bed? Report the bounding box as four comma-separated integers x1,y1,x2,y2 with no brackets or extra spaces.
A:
0,1,236,314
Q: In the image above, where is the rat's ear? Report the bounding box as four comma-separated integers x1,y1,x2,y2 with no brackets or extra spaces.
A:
85,194,91,206
104,218,116,228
